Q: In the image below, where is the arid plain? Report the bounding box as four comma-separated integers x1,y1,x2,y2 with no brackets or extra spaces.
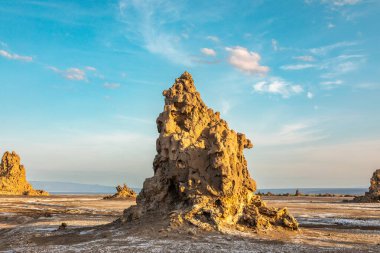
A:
0,195,379,252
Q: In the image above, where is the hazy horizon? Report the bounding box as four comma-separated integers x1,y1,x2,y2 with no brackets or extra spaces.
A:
1,0,379,189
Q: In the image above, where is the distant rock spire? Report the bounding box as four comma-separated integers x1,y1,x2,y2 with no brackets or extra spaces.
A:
0,151,48,196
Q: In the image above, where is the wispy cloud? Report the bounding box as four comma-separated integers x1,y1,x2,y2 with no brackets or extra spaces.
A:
320,80,343,89
307,92,314,99
48,66,87,81
85,66,96,71
255,122,326,146
221,100,231,115
115,115,154,125
271,39,278,51
281,64,315,70
200,48,216,56
310,41,357,55
294,55,315,62
225,46,269,75
253,77,303,98
0,49,33,62
322,0,361,6
104,82,121,89
206,35,220,42
118,0,192,66
320,57,364,78
327,23,336,29
354,83,380,90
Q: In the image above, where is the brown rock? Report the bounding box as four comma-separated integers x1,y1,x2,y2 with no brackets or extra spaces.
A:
0,151,48,196
123,72,298,231
103,184,137,199
352,169,380,203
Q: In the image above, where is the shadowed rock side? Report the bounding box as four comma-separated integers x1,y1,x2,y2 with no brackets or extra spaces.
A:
123,72,298,232
0,151,48,196
352,169,380,203
104,184,137,199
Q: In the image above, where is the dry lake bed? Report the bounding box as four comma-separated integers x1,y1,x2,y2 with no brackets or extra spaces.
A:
0,195,379,252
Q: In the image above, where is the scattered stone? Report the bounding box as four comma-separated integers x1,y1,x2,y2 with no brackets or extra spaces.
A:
103,184,137,199
0,151,48,196
352,169,380,203
58,222,67,230
123,72,298,232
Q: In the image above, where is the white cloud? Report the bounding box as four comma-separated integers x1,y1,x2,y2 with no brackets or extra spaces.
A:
206,35,220,42
253,77,303,98
320,80,343,89
104,82,121,89
281,64,315,70
225,46,269,75
48,66,87,81
200,48,216,57
294,55,315,62
307,92,314,99
0,49,33,62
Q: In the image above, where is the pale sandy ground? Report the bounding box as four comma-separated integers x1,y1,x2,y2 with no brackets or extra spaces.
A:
0,195,379,252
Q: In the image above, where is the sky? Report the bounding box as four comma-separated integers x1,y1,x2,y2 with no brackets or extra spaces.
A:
0,0,380,189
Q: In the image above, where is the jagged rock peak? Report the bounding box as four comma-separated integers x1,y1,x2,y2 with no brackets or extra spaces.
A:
123,72,298,232
0,151,48,196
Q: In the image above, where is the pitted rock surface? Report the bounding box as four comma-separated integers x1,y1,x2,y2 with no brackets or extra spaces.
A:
124,72,298,231
104,184,137,199
352,169,380,203
0,151,48,196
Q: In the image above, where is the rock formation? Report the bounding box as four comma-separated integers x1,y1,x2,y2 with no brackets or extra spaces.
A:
352,169,380,203
104,184,137,199
123,72,298,232
0,151,48,196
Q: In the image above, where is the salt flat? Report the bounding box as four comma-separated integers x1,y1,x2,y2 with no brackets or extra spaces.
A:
0,195,379,252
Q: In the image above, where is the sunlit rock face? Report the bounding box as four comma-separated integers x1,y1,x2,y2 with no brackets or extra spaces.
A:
104,184,137,199
123,72,298,231
353,169,380,203
0,151,48,196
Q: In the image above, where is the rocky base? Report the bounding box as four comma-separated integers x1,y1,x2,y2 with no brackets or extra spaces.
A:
351,194,380,203
124,195,298,232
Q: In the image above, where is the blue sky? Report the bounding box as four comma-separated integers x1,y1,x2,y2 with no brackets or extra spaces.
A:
1,0,379,188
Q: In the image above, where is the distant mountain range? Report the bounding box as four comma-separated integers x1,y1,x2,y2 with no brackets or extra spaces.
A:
30,181,367,195
30,181,140,194
256,188,367,195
